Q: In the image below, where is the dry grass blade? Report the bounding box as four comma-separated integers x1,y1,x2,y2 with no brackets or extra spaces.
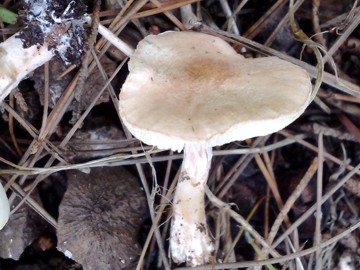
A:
272,163,360,248
280,130,360,176
315,132,324,268
8,181,57,228
224,197,265,262
254,153,288,225
243,0,288,40
264,0,305,47
205,187,281,258
323,1,360,64
134,0,200,19
268,157,318,245
136,170,179,270
0,136,306,177
8,92,22,157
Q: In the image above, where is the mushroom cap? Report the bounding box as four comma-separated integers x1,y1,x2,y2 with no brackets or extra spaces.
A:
0,182,10,230
119,31,312,152
57,167,146,269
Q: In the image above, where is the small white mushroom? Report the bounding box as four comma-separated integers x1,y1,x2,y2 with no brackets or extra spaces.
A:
0,182,10,230
0,1,133,103
57,167,146,270
0,0,80,102
0,34,55,102
0,27,133,103
119,31,312,266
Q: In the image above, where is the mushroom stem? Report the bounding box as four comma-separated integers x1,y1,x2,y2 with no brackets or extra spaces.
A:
0,34,54,101
170,144,214,266
0,15,133,103
0,182,10,230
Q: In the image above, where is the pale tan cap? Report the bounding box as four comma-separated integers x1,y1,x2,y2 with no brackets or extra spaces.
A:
119,31,312,152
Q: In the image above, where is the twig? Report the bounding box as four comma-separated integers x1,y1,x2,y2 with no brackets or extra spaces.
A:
71,0,101,124
323,0,360,64
1,102,68,165
315,132,324,268
243,0,288,40
94,20,135,56
39,62,50,140
224,197,265,262
93,0,147,62
338,113,360,141
136,169,179,270
8,92,22,157
267,157,318,245
205,186,281,258
317,90,360,104
150,0,186,30
255,153,287,225
216,136,270,199
0,135,308,176
312,0,326,47
279,130,360,176
272,163,360,248
308,123,359,142
219,0,240,35
9,181,57,228
264,0,305,47
221,0,250,30
129,0,200,20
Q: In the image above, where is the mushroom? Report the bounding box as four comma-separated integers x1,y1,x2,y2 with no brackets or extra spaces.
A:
0,0,133,103
57,167,146,270
0,182,10,230
119,31,312,266
0,0,87,102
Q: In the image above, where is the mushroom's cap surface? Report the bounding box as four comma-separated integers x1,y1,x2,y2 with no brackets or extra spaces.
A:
119,31,312,152
0,182,10,230
57,167,146,269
